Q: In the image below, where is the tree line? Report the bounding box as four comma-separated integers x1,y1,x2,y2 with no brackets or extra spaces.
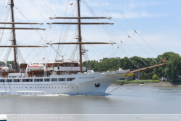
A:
83,52,181,83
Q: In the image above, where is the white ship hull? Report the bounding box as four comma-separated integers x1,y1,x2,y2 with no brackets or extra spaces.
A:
0,71,128,96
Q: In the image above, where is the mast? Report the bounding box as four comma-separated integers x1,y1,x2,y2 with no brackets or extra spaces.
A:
10,0,17,70
0,0,46,71
77,0,82,72
48,1,114,73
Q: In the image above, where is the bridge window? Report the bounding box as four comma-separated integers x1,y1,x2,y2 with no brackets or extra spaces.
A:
44,78,50,82
0,79,5,82
51,78,57,82
59,78,66,81
67,78,75,81
23,79,33,82
14,79,21,82
34,79,43,82
6,79,12,82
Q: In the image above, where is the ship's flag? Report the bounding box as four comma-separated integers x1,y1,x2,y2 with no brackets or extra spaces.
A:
70,3,73,5
162,59,166,63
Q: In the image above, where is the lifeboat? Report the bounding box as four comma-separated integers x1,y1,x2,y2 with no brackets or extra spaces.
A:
28,64,44,70
0,67,9,71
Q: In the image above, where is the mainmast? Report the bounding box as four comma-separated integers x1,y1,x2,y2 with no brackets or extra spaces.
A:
10,0,17,70
48,0,114,73
77,0,82,72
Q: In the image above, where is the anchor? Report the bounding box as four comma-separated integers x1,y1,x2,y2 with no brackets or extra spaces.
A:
95,83,100,87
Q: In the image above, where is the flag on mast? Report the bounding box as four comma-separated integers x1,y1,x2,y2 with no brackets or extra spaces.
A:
70,3,73,5
162,59,166,63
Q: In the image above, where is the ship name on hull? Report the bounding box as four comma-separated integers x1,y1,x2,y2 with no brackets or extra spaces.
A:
79,76,95,79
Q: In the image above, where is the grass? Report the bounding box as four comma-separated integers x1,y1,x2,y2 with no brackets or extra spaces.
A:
114,80,161,84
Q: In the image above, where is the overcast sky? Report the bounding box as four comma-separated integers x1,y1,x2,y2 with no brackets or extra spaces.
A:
0,0,181,63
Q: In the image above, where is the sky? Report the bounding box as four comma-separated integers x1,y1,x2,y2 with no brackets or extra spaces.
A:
0,0,181,64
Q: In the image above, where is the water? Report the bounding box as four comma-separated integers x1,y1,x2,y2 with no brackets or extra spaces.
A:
0,85,181,114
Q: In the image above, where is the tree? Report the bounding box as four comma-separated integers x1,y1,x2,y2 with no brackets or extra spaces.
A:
139,71,147,80
152,74,159,80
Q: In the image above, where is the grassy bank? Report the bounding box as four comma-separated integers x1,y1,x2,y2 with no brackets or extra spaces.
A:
114,80,161,84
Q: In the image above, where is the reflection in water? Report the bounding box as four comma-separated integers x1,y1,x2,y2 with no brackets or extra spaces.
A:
0,85,181,114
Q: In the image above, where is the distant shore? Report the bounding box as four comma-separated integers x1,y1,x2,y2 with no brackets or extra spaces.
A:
112,80,181,87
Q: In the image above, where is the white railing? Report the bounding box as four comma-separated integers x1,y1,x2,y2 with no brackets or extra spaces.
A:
54,67,86,71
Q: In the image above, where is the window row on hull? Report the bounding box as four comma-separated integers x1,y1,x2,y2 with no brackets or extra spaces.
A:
0,78,75,83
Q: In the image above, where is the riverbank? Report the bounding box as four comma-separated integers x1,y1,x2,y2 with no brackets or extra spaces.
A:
112,80,181,87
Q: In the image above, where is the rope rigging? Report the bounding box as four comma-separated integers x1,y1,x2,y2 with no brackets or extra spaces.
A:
0,0,163,70
83,1,140,68
55,0,71,60
14,4,51,62
109,0,163,61
95,0,158,64
41,0,57,17
56,1,76,60
0,6,9,44
29,0,61,43
63,27,78,57
0,0,6,22
108,84,123,94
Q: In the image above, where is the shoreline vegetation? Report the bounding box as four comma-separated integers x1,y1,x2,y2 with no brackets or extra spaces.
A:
112,80,181,87
83,52,181,83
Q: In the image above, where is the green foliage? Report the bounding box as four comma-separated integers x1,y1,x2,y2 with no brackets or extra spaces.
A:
83,52,181,83
114,80,129,84
114,80,161,84
0,61,15,69
152,74,159,80
108,68,116,72
139,71,147,79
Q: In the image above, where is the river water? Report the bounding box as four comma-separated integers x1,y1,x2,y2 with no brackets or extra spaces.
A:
0,85,181,114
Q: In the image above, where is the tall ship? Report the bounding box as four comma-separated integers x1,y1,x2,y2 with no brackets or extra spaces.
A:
0,0,166,96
